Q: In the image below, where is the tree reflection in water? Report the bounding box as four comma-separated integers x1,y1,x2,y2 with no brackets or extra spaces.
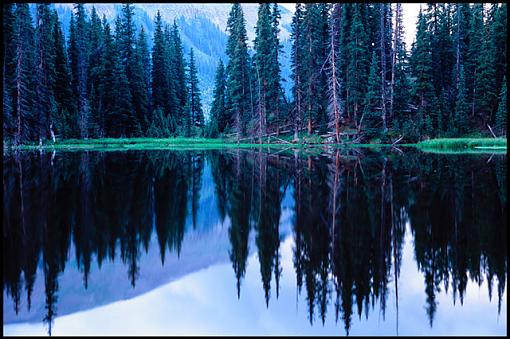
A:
3,149,506,335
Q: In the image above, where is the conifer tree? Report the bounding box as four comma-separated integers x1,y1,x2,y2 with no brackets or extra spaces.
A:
489,4,507,105
72,3,91,139
254,3,272,141
466,4,483,118
164,24,178,132
87,7,103,137
475,27,497,125
327,3,344,142
302,3,323,134
187,48,204,135
111,16,135,137
225,3,250,139
35,4,57,142
346,4,369,130
3,4,16,141
494,77,507,136
137,27,152,122
208,60,227,137
454,65,470,136
290,3,305,140
98,17,116,137
390,3,411,132
269,3,283,135
13,3,36,144
363,51,382,139
410,8,436,136
171,21,188,128
151,11,168,117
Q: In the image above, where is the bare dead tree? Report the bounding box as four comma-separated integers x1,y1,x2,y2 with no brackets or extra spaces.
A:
380,4,388,132
327,4,344,143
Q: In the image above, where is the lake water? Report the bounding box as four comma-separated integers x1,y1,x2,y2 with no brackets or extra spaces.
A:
3,148,507,336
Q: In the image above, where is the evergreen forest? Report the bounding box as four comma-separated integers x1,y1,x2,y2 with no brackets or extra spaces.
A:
2,3,507,145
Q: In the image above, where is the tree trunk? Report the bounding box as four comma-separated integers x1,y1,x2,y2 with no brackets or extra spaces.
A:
380,4,387,132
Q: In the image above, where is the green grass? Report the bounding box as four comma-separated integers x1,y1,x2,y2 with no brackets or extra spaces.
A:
7,137,316,151
416,138,507,153
6,136,506,154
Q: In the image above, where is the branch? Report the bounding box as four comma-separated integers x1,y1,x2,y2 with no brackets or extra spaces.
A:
391,135,404,146
487,124,497,138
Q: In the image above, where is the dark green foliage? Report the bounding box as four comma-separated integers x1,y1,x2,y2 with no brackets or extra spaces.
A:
147,107,172,138
73,4,91,138
225,3,251,139
410,8,436,138
363,51,382,139
87,7,103,138
12,4,36,144
208,60,227,137
171,21,188,127
3,4,16,141
187,48,204,135
151,11,168,116
346,4,369,128
474,28,497,124
495,77,507,136
290,3,305,138
453,66,470,136
34,4,57,142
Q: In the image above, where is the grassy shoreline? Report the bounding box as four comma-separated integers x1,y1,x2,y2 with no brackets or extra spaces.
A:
3,136,506,152
415,138,507,153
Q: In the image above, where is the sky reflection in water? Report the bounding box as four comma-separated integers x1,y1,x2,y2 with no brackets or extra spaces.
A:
3,149,507,336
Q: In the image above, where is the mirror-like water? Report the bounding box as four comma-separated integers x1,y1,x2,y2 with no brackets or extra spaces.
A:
3,149,507,335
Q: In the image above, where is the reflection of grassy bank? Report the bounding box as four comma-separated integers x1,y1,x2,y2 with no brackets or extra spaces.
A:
416,138,507,153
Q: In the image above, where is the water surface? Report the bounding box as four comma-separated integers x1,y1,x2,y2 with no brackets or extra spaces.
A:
3,149,507,335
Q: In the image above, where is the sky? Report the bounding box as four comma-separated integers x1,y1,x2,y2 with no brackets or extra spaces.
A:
280,3,423,50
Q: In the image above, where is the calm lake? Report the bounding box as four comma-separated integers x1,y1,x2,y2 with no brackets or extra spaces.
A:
3,148,507,336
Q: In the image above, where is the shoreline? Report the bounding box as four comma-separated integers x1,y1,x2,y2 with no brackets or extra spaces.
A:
3,137,506,153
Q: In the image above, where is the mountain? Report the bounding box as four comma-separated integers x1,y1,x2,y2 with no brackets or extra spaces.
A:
35,3,295,119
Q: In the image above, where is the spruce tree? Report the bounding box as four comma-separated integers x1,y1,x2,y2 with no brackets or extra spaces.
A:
137,27,152,124
87,6,103,137
454,65,470,136
489,4,507,105
494,77,507,136
73,3,91,139
363,51,382,139
52,10,76,139
290,3,305,140
475,27,497,125
302,3,323,134
151,11,169,117
390,3,411,133
187,48,204,135
13,3,36,144
171,21,188,129
254,3,272,141
98,17,116,137
111,16,135,137
327,3,345,142
35,4,57,142
208,59,227,137
346,4,369,129
410,8,436,136
269,3,283,135
225,3,250,139
164,24,178,132
3,4,17,141
466,4,483,119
